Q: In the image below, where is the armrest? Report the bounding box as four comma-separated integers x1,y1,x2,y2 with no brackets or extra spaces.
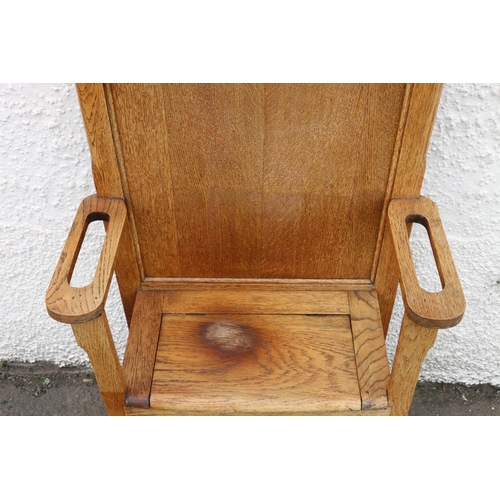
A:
46,195,127,324
388,196,466,329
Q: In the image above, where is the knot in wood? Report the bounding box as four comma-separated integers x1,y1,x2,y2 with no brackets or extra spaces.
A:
203,321,255,353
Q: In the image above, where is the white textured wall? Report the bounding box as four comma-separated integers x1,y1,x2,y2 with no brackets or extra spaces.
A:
0,83,498,385
0,83,128,365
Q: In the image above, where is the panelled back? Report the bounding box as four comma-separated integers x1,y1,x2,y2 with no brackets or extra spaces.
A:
102,84,407,279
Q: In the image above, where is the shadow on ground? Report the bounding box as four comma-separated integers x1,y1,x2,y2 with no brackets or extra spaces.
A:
1,361,499,416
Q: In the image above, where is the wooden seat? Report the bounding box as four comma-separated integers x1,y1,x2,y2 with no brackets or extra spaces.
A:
46,84,465,415
122,288,388,415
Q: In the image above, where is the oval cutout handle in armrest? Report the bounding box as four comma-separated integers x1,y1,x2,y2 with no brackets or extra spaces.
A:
46,196,127,324
388,196,466,329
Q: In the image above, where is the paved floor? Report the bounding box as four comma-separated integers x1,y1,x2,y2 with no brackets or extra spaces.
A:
1,361,499,416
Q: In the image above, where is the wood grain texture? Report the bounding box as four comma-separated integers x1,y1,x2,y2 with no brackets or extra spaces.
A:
162,290,349,315
142,278,374,291
68,83,455,417
46,196,126,324
392,84,444,198
261,84,406,278
124,407,391,416
374,84,444,333
76,83,141,324
369,84,413,281
349,291,390,410
388,196,465,328
76,84,124,197
76,83,142,325
122,291,163,408
105,83,405,279
150,314,361,414
388,313,438,416
109,84,264,278
72,313,126,416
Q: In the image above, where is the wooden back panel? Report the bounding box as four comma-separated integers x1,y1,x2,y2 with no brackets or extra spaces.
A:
78,84,441,286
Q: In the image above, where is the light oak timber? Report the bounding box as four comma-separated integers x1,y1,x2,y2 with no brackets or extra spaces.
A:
141,277,374,291
125,407,392,416
109,84,264,278
105,84,178,279
72,313,126,416
76,85,124,196
388,196,465,329
46,196,126,324
76,83,142,324
349,291,390,410
391,85,444,198
374,84,443,334
388,313,438,416
150,314,361,414
103,84,146,281
45,83,464,417
369,84,412,282
261,84,406,279
122,291,164,408
104,84,405,279
162,290,349,315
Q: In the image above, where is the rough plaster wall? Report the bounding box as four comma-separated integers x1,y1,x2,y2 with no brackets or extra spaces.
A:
0,83,499,385
0,83,128,366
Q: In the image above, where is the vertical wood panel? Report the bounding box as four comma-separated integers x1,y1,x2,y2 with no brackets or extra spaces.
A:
110,84,264,278
162,84,264,277
262,84,406,278
109,84,182,276
104,84,412,281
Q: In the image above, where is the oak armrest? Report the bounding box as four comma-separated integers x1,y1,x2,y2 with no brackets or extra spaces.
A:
388,196,465,329
46,196,127,324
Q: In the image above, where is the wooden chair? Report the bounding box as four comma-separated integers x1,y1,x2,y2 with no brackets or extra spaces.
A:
46,84,465,416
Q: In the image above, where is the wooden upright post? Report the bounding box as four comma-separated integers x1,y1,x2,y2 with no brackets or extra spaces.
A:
388,313,438,415
72,313,126,416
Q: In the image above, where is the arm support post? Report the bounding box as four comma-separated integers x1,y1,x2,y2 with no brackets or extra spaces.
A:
387,196,465,415
72,313,125,415
46,195,127,415
388,313,437,415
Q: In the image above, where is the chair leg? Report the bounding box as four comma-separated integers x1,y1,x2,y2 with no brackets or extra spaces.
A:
72,312,126,416
388,313,438,416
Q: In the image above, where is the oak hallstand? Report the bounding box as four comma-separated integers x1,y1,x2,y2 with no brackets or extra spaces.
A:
46,84,465,416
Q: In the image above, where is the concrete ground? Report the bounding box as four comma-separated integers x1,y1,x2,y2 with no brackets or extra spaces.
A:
1,361,499,416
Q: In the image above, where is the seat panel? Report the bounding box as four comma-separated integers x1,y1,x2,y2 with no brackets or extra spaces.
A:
151,313,360,414
122,287,390,415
